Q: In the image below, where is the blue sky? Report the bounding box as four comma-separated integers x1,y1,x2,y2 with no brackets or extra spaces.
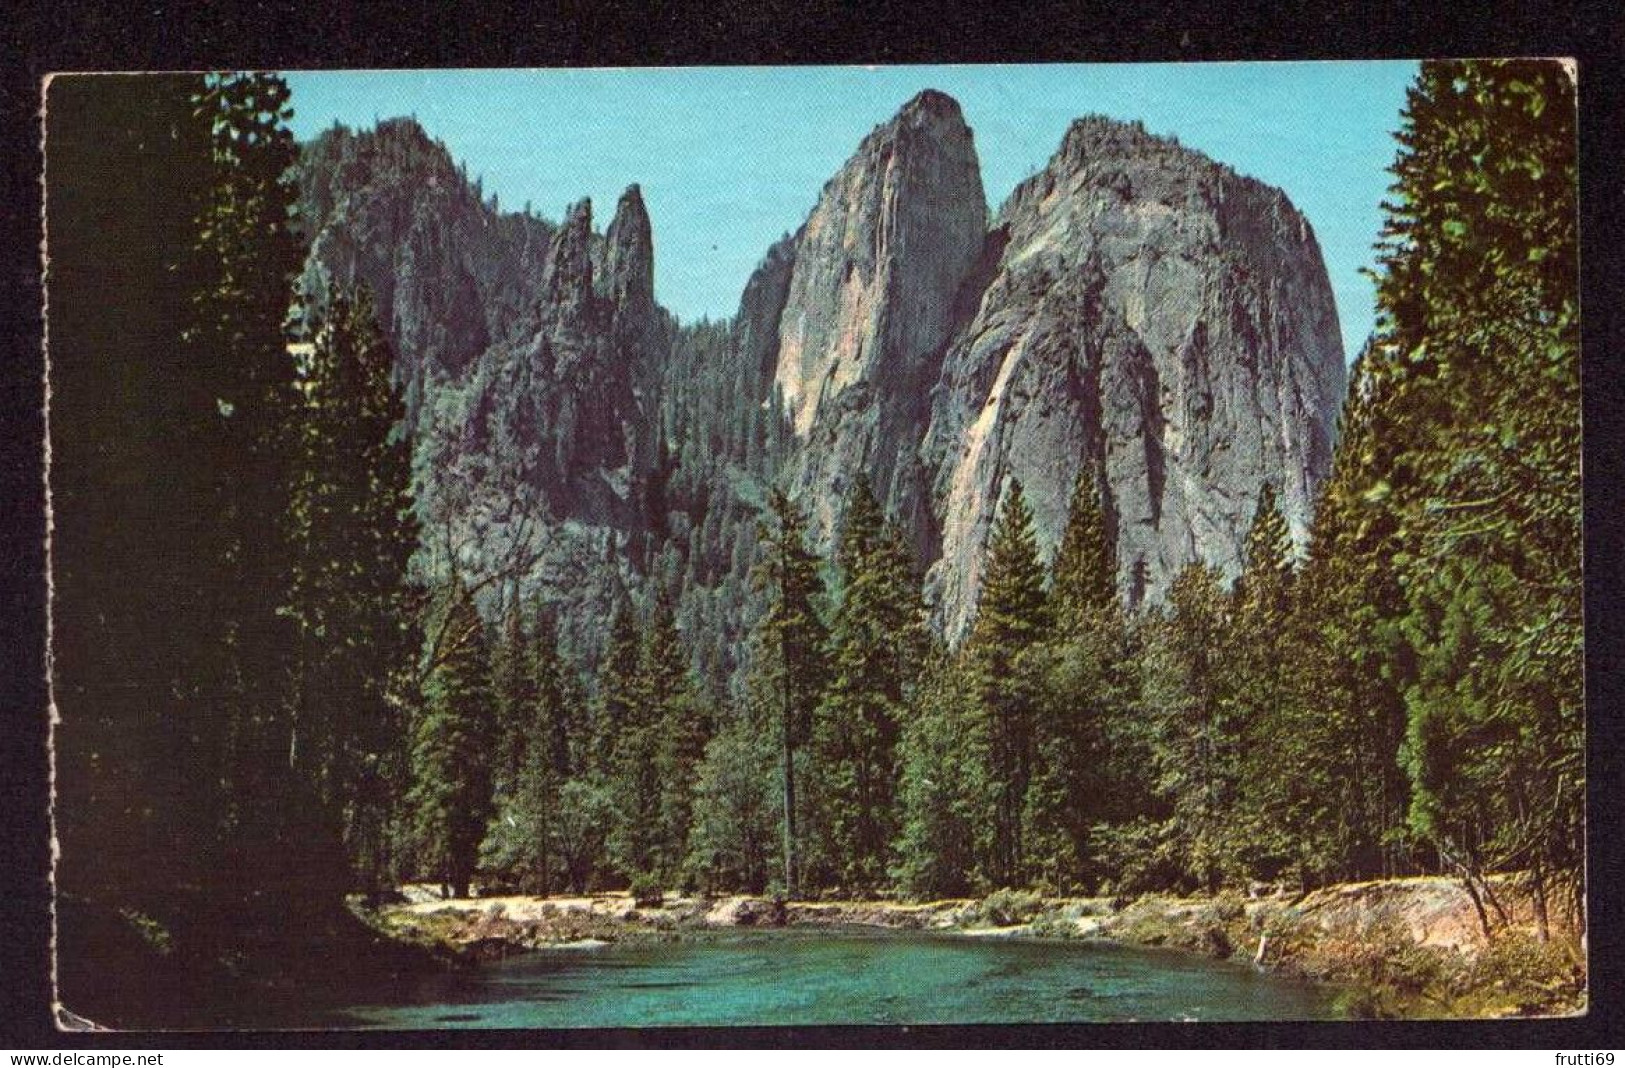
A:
285,64,1418,361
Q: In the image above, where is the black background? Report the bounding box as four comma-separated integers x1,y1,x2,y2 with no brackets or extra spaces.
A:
3,0,1622,1050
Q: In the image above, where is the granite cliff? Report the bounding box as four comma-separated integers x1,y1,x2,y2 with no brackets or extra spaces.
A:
769,90,987,555
297,122,667,666
294,93,1346,666
921,116,1346,637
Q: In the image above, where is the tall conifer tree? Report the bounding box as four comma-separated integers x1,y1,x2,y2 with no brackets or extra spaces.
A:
1370,60,1580,937
1026,468,1131,890
1288,345,1413,885
893,650,996,896
813,477,927,890
1050,467,1118,634
407,585,494,898
288,286,418,888
754,489,828,896
1143,563,1234,892
967,479,1051,886
482,606,574,892
1228,484,1299,882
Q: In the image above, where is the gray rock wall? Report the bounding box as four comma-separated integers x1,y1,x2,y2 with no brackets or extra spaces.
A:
923,117,1346,639
297,99,1348,661
770,90,988,551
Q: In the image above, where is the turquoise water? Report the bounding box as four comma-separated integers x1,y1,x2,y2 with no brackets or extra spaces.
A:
336,929,1343,1028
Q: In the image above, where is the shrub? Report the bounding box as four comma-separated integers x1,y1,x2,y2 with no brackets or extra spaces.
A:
629,873,664,909
1453,933,1586,1017
972,888,1046,927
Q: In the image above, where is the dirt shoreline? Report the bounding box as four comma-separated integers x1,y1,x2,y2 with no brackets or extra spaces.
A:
370,873,1585,1019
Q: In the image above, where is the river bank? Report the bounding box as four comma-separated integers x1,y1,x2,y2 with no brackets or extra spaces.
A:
371,874,1586,1020
54,890,454,1030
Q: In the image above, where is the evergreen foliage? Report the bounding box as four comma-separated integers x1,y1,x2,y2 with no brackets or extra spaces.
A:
753,489,829,896
593,598,642,772
686,702,781,894
1226,484,1300,882
1282,349,1415,886
182,73,315,895
481,607,572,892
1024,467,1134,891
288,286,419,888
966,479,1052,886
893,651,996,896
406,585,495,898
1141,563,1237,892
1370,59,1581,936
1050,467,1118,634
488,598,537,795
649,596,713,885
811,477,928,891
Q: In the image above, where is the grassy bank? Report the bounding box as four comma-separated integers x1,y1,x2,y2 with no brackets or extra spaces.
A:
376,874,1586,1020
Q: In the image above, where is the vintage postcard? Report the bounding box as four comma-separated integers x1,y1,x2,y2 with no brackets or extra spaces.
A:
44,63,1583,1030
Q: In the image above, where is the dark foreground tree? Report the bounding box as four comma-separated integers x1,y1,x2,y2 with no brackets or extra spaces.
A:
288,286,418,888
49,73,393,1025
407,585,494,898
1369,59,1581,939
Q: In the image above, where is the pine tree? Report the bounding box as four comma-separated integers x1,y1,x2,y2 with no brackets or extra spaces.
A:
686,702,779,894
1287,345,1413,886
50,75,377,1013
288,286,418,889
1142,563,1235,892
966,479,1052,886
753,489,828,897
1050,467,1118,635
488,597,535,795
482,607,574,892
1370,60,1581,938
812,477,927,891
1227,483,1300,883
647,595,712,883
1025,466,1129,891
531,610,577,783
602,595,665,882
893,650,996,896
186,74,308,838
128,72,315,907
606,592,696,882
593,598,642,774
407,585,494,898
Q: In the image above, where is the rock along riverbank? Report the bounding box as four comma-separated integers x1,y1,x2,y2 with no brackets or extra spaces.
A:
369,874,1585,1020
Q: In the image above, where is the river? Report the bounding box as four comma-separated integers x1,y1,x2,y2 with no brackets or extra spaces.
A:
332,928,1344,1028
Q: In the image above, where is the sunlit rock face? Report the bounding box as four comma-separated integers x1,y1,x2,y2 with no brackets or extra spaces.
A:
769,89,988,554
923,115,1346,640
297,97,1347,661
